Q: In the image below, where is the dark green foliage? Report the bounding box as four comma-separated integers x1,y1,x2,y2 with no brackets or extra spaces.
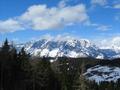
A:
0,40,60,90
0,39,120,90
31,57,61,90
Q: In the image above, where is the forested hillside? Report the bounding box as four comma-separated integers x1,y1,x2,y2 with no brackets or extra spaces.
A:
0,39,120,90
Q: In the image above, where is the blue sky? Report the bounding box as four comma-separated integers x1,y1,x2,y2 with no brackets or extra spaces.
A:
0,0,120,43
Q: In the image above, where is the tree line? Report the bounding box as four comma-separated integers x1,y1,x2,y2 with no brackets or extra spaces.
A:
0,39,120,90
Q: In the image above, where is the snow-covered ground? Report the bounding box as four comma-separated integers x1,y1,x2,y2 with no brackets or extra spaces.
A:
84,65,120,83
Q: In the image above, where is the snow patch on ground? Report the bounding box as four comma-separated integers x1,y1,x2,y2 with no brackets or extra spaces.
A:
84,65,120,83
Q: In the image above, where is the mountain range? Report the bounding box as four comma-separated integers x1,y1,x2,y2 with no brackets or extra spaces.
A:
16,38,120,59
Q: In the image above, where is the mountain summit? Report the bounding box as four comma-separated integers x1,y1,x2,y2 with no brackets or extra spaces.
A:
16,38,101,59
16,37,120,59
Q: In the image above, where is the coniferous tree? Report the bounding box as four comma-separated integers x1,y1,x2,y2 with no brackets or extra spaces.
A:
17,47,32,90
72,61,89,90
32,57,59,90
0,39,11,90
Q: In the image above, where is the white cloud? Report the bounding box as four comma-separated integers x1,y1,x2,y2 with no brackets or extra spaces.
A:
115,16,120,21
87,22,112,31
97,36,120,49
113,4,120,9
115,13,120,22
12,38,19,42
0,4,89,33
58,0,68,8
0,2,111,33
0,19,24,33
96,25,111,31
31,34,82,42
91,0,120,9
20,4,89,30
91,0,107,6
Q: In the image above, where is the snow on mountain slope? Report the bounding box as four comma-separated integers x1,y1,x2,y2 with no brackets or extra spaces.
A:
18,38,105,59
84,65,120,83
15,36,120,59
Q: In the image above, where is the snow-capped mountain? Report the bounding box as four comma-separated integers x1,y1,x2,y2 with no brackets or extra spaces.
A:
84,65,120,83
16,38,120,59
19,39,104,58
